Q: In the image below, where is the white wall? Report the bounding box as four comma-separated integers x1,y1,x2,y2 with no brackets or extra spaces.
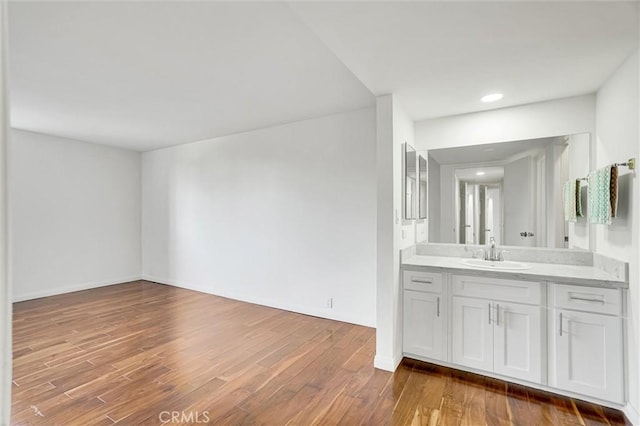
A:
375,95,416,371
415,94,596,151
10,129,141,301
142,108,377,327
594,49,639,421
375,95,396,369
0,2,11,422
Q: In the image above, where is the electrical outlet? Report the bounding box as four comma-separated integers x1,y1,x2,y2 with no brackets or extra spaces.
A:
326,298,333,309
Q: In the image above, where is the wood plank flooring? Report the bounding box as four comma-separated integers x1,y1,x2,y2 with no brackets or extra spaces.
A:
11,281,629,425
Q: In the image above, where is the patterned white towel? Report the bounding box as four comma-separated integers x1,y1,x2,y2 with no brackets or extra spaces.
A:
588,166,612,225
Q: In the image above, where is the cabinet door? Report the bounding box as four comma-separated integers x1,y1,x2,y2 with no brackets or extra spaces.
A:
403,290,445,361
553,309,623,403
451,296,493,372
493,302,542,383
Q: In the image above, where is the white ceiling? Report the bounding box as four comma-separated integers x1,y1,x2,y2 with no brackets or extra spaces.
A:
8,2,639,151
8,2,375,151
455,166,504,184
290,1,639,120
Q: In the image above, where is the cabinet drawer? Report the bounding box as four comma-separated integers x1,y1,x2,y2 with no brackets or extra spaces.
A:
452,275,541,304
403,270,443,293
553,284,621,316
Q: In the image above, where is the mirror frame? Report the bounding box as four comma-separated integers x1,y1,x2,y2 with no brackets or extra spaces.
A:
418,154,428,219
403,143,417,221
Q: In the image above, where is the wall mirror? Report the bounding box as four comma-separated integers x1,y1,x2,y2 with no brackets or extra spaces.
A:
418,155,428,219
427,133,590,249
404,143,417,220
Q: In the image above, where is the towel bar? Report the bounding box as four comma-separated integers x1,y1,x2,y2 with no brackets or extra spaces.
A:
614,158,635,170
578,158,636,182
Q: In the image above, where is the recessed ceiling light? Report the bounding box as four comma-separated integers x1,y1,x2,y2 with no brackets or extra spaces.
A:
483,148,495,152
476,171,486,176
481,93,504,103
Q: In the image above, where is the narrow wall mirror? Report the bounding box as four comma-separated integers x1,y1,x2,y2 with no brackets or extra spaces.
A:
404,143,417,220
418,155,428,219
428,133,590,249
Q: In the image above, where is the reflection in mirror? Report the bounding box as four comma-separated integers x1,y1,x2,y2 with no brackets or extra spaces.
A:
428,133,590,249
404,143,417,220
456,166,502,245
418,155,428,219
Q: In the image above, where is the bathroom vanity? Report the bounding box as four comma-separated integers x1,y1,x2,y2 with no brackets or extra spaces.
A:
401,246,628,408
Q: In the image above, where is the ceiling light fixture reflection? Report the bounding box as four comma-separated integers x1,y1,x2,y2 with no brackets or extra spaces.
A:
476,171,486,176
481,93,504,103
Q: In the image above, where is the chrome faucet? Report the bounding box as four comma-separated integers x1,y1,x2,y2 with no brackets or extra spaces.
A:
488,237,497,261
470,238,506,261
486,237,507,261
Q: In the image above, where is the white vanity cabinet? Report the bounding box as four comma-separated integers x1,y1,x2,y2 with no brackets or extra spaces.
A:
401,264,628,408
402,270,446,361
450,275,544,384
549,284,624,404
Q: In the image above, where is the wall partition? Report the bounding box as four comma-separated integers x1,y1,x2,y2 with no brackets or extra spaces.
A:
0,0,12,423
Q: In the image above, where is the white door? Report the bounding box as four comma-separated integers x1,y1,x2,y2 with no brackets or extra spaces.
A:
403,291,445,361
485,186,502,245
493,302,542,383
504,156,535,247
451,296,493,372
553,310,623,403
465,183,475,244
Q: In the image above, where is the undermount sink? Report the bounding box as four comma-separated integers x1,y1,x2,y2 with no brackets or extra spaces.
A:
460,258,532,271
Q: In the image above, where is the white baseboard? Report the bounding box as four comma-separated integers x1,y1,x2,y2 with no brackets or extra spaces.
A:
373,352,402,372
624,402,639,425
142,275,375,328
12,275,142,302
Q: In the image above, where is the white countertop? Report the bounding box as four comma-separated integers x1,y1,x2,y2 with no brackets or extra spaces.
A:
402,255,628,289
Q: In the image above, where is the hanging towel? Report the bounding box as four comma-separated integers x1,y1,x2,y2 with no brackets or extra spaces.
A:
610,165,618,218
588,166,612,225
563,180,577,222
575,179,584,218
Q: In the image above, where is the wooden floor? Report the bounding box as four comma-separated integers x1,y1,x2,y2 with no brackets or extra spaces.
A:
11,281,628,425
